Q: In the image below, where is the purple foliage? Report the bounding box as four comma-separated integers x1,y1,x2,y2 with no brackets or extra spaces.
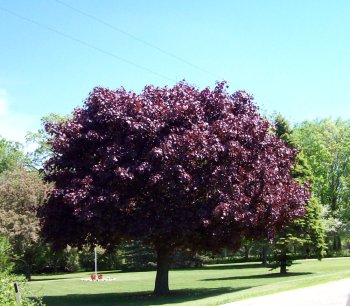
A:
41,82,309,252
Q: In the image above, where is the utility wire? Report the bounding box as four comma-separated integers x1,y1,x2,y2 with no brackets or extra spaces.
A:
0,6,175,82
53,0,222,80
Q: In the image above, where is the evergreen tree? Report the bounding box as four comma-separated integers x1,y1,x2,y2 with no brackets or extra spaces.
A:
272,115,326,273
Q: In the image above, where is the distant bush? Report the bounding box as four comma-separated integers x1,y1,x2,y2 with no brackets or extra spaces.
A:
118,241,156,272
32,246,81,274
203,255,262,265
325,249,350,258
171,250,207,268
79,246,123,271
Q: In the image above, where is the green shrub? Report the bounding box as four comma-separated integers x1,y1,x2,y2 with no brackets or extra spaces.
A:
0,272,44,306
62,247,81,272
79,246,123,271
0,236,13,273
171,250,206,268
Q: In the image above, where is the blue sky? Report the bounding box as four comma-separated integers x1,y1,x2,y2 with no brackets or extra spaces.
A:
1,0,350,143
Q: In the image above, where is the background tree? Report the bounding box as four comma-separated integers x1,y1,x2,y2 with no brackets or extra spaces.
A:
274,114,296,148
40,82,309,295
26,113,68,169
294,119,350,251
298,197,325,258
0,168,52,279
0,137,27,173
272,114,325,273
0,234,43,306
0,235,13,273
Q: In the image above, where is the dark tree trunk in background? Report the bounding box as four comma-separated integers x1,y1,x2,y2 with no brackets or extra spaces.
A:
332,233,342,251
304,244,311,258
243,245,251,261
154,247,171,295
338,235,342,250
280,249,287,274
24,263,32,281
261,246,268,265
12,258,31,281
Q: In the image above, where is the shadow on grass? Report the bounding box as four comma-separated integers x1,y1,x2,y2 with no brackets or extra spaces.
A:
202,272,312,281
30,271,122,281
201,263,265,270
31,277,78,282
200,262,301,271
41,286,251,306
98,270,122,275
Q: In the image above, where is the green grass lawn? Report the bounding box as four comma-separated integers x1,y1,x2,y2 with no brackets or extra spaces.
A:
28,258,350,306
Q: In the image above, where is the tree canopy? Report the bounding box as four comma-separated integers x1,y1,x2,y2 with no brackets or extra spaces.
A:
294,119,350,215
0,137,27,173
294,119,350,251
0,168,52,279
40,82,309,294
26,113,68,169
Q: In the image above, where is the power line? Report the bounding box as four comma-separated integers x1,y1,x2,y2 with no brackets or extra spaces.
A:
0,6,175,82
53,0,222,80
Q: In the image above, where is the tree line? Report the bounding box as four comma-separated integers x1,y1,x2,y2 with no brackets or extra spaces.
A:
0,83,349,295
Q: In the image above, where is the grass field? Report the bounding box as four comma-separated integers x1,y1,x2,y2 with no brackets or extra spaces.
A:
28,258,350,306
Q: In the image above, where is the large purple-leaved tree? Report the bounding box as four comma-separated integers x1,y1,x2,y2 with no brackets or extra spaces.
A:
40,82,309,295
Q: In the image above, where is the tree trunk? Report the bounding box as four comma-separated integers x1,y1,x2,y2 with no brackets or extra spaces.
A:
24,264,32,281
154,246,171,295
325,236,331,256
261,246,268,265
304,246,311,259
332,233,342,251
243,245,250,261
11,257,31,281
280,250,287,274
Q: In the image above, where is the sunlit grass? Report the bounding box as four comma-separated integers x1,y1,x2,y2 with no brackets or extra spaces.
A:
28,257,350,306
